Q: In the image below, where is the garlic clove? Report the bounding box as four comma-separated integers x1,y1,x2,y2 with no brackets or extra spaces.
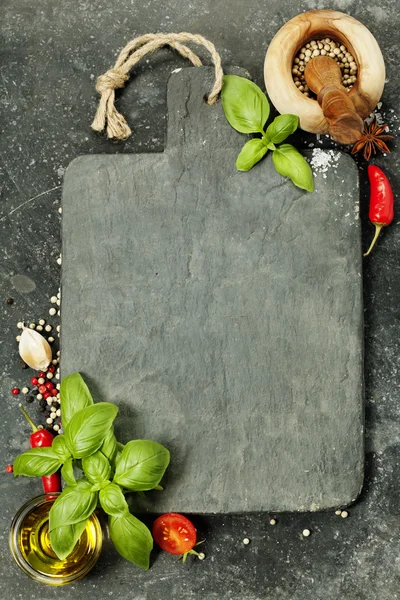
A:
19,327,52,370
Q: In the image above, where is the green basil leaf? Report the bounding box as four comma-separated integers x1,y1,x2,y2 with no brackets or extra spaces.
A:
90,480,111,492
65,402,118,459
221,75,270,134
99,482,129,517
13,447,61,477
49,479,97,531
60,373,94,428
272,144,314,192
49,519,88,561
236,139,268,171
113,440,170,491
109,513,153,569
82,451,111,484
61,458,77,487
51,435,71,462
101,428,118,460
266,114,299,144
111,450,122,471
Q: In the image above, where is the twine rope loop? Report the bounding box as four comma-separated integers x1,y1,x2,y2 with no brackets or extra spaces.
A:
91,32,223,140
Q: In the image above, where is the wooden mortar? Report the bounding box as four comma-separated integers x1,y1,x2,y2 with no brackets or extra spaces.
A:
264,10,385,143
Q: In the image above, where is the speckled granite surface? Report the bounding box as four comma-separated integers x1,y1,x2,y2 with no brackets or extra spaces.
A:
0,0,399,598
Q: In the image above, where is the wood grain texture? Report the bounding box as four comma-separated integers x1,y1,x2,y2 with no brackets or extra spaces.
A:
61,67,364,514
264,9,385,136
305,56,364,144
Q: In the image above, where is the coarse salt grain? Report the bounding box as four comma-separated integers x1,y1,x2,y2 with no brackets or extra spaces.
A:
309,149,340,175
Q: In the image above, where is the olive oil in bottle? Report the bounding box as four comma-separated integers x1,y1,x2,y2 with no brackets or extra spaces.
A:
10,494,102,586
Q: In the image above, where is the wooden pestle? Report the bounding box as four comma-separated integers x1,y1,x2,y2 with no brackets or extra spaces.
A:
305,56,364,144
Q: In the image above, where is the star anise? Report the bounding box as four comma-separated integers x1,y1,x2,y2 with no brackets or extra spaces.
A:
351,117,394,161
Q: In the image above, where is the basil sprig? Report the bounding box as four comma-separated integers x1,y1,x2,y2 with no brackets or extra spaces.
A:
65,402,118,458
13,373,170,569
60,372,94,428
50,520,88,561
14,447,62,477
49,479,98,531
114,440,170,491
109,513,153,569
221,75,314,192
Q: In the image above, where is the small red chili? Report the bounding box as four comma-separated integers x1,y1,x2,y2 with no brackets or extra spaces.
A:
45,382,54,391
31,377,39,386
11,387,20,396
364,165,394,257
5,465,13,473
19,405,61,495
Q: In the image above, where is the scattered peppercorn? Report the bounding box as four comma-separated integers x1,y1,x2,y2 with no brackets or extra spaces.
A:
21,387,29,395
38,405,46,413
48,365,56,373
38,385,47,394
45,382,54,391
11,387,20,396
31,377,39,386
6,298,14,305
49,308,57,316
51,389,58,397
302,529,311,537
26,396,35,404
21,362,28,369
43,392,51,400
39,399,46,408
38,371,46,379
5,465,13,473
341,511,349,519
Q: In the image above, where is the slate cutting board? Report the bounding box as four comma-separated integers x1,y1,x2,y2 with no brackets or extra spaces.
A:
61,67,364,513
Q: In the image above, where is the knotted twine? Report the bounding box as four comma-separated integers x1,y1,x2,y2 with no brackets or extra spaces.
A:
91,33,224,140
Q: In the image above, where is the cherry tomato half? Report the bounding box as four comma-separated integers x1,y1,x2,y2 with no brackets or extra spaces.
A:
152,513,197,555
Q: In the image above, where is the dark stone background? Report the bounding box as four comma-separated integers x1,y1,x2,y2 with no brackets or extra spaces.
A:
0,1,399,598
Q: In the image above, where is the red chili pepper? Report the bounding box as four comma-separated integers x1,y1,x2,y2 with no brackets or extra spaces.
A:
19,405,61,496
364,165,394,257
